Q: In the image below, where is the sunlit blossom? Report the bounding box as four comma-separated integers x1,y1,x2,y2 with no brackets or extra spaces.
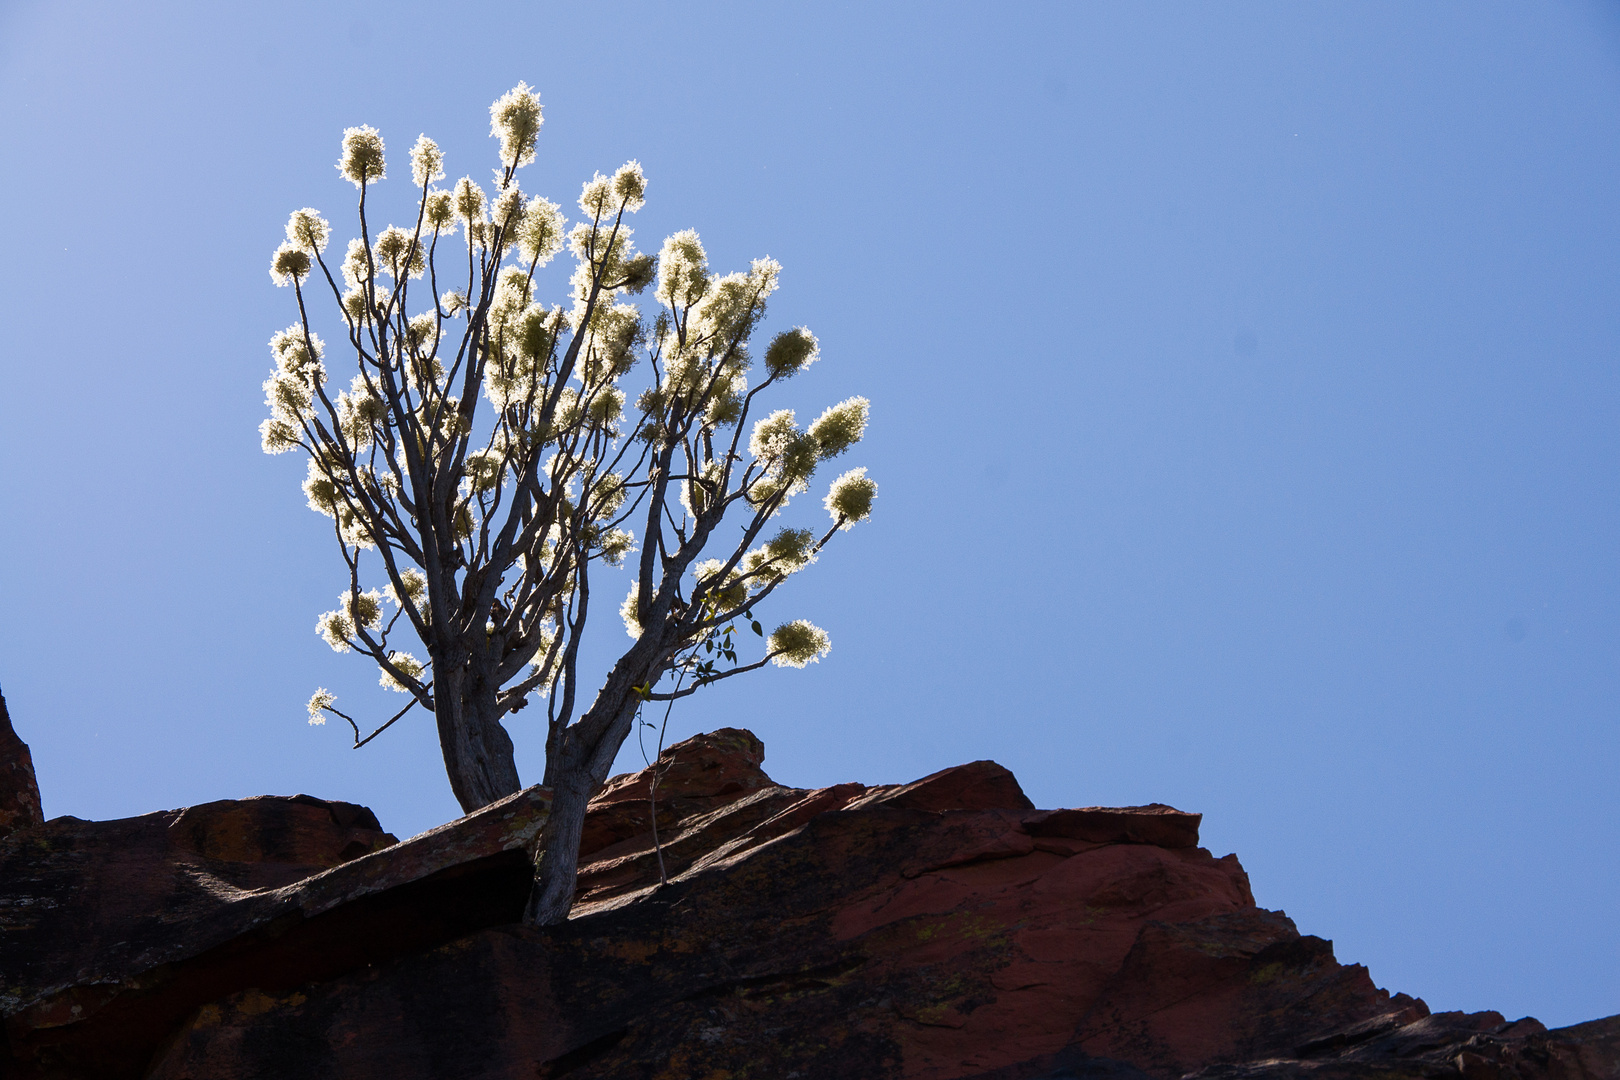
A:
825,467,876,528
764,326,818,379
316,609,353,652
808,397,868,459
409,134,444,186
338,125,385,187
489,82,543,168
285,208,331,253
611,160,646,212
380,651,426,691
768,620,830,667
307,688,335,725
270,242,311,286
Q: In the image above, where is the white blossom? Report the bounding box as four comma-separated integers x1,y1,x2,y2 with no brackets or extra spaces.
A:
409,134,444,186
316,610,353,652
285,209,331,253
764,326,819,379
749,409,797,462
809,397,869,459
465,448,504,493
489,82,543,169
259,417,300,454
491,186,526,237
692,558,748,611
265,369,313,424
337,125,385,187
373,226,425,280
825,467,876,528
579,172,614,221
303,459,340,516
380,651,426,691
452,176,487,227
768,620,830,667
343,588,385,631
597,529,635,566
384,567,428,611
763,527,816,572
269,242,311,286
611,160,646,213
341,236,374,289
307,688,335,725
517,195,566,266
656,230,709,311
425,188,456,233
620,584,643,639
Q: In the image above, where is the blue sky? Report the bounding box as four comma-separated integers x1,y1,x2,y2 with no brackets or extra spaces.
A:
1,0,1616,1029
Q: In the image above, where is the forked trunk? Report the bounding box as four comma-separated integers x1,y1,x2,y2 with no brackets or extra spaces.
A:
523,768,594,924
524,692,641,924
434,661,522,814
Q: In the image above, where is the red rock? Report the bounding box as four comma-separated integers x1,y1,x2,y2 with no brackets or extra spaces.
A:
5,727,1617,1080
1070,910,1427,1075
0,785,548,1078
846,759,1035,814
1026,803,1202,849
0,690,42,839
576,726,778,864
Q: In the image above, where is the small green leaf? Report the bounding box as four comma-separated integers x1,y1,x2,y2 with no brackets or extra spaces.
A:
750,621,763,636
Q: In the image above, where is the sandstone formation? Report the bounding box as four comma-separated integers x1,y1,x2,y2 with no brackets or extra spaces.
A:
0,691,42,840
0,725,1614,1079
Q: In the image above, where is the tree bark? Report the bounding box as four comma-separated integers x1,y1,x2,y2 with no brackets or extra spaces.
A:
524,691,640,924
434,660,522,814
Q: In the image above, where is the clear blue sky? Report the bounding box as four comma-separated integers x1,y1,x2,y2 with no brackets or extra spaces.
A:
1,0,1615,1029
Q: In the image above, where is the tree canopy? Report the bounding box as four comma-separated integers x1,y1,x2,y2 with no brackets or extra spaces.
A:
261,82,876,922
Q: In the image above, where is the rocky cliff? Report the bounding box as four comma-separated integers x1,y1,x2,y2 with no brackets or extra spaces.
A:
0,725,1614,1079
0,693,42,841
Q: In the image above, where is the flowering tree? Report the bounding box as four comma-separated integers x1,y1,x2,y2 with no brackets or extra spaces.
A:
261,84,875,924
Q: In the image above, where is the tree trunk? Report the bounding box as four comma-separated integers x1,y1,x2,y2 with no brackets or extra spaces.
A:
434,660,522,814
524,692,640,924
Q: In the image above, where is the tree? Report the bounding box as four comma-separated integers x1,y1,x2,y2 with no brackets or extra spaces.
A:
261,83,877,924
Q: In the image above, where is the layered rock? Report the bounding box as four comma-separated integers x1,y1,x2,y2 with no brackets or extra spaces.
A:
0,690,42,839
0,726,1614,1079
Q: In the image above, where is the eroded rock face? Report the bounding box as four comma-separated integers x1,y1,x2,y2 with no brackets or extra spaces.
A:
2,727,1615,1079
0,691,43,839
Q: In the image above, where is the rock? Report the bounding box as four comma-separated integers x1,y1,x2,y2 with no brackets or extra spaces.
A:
846,759,1036,814
0,784,546,1077
1027,804,1202,849
0,690,43,839
3,727,1616,1079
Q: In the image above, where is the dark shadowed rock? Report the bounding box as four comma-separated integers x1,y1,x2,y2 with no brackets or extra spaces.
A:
3,727,1616,1079
847,759,1037,814
0,785,549,1077
1027,804,1202,849
0,690,42,839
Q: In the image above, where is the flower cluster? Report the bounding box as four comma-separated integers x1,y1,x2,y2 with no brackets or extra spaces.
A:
825,468,878,528
490,82,543,168
768,620,831,667
380,651,425,691
338,125,385,187
306,688,335,725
